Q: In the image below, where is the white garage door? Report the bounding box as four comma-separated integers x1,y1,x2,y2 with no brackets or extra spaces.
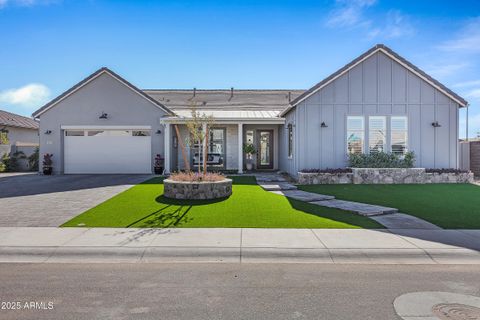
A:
64,129,152,174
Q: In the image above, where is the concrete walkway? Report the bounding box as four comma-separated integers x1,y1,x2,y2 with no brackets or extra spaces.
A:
0,227,479,264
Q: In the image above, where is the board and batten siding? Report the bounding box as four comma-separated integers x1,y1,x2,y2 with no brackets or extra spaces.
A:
280,52,459,177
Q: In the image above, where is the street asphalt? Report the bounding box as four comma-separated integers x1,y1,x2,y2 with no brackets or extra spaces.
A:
0,263,478,320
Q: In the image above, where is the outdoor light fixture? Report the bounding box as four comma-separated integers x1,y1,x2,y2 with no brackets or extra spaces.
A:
431,121,441,128
321,122,328,128
156,129,162,134
0,128,8,133
99,112,108,119
44,130,52,135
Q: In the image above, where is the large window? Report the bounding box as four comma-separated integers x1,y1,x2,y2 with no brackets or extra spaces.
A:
192,127,225,169
368,116,386,154
347,116,364,154
391,117,408,155
288,124,293,158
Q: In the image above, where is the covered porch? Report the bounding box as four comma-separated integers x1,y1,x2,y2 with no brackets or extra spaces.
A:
162,110,285,174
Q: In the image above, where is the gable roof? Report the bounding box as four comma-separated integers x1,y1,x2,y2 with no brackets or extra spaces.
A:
0,109,38,130
32,67,174,118
144,89,304,111
281,44,468,117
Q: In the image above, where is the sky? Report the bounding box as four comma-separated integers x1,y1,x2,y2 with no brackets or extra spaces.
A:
0,0,479,138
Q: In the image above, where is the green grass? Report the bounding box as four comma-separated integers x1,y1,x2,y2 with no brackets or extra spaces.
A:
298,184,480,229
62,176,381,229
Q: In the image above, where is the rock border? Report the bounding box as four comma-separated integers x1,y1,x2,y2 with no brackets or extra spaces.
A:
163,178,232,200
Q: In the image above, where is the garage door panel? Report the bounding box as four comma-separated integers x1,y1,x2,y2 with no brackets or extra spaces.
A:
64,135,151,174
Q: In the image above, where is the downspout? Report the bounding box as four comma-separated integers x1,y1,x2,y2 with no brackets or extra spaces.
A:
466,103,469,141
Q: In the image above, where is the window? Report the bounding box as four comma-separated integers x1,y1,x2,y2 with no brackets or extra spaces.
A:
368,116,386,154
287,124,293,158
347,116,364,154
87,130,104,136
191,127,225,169
391,117,408,155
65,130,84,136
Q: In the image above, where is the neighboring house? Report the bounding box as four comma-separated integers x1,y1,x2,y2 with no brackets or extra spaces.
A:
0,110,39,171
32,44,468,176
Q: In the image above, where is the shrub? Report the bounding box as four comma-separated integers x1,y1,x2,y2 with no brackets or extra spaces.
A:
300,168,352,173
42,153,53,167
425,168,469,174
1,151,26,172
169,171,225,182
348,151,415,168
28,147,39,171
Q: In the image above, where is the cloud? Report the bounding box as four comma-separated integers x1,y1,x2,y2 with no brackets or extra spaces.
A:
326,0,376,28
0,84,50,109
370,10,415,39
0,0,59,9
438,17,480,53
453,80,480,88
326,1,414,40
466,88,480,100
426,63,469,78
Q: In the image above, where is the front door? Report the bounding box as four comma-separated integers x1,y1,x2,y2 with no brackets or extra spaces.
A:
257,130,273,169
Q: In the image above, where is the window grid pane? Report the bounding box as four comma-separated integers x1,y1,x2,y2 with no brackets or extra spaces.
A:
369,116,386,154
288,124,293,158
347,116,364,154
391,117,408,155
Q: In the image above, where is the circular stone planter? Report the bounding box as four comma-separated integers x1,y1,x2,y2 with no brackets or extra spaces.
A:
163,178,232,200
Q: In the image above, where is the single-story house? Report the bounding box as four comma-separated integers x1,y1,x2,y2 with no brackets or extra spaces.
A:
0,109,39,171
32,44,468,176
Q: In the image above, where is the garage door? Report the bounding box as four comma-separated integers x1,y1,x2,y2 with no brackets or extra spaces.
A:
64,129,152,174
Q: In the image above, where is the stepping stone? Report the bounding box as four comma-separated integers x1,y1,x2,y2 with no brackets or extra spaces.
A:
254,174,287,183
259,183,297,191
310,199,398,216
371,213,442,230
270,190,334,202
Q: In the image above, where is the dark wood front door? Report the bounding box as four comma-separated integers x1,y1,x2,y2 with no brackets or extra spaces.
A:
257,130,273,169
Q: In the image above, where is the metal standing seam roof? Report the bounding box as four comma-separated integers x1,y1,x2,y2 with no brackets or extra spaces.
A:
168,109,282,120
0,110,39,129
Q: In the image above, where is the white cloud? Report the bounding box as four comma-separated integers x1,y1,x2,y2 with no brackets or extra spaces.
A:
426,63,469,78
326,0,376,28
438,17,480,53
0,0,59,9
466,88,480,100
326,2,414,40
453,80,480,88
0,83,50,110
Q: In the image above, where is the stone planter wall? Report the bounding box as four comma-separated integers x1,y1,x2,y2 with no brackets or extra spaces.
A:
298,169,474,185
163,178,232,200
297,172,353,185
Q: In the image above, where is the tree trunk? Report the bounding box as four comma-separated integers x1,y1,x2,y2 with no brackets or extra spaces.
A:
174,124,190,171
203,126,209,174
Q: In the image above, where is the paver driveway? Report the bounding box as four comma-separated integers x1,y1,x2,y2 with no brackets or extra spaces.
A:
0,174,152,227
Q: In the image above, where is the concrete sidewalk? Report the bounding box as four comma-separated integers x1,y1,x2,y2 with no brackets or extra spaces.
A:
0,227,479,264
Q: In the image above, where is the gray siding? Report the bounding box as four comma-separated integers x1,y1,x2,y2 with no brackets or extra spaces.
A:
280,52,459,176
38,73,168,174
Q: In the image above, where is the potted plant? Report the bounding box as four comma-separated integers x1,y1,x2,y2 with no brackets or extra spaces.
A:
243,143,256,171
42,153,53,175
154,154,164,174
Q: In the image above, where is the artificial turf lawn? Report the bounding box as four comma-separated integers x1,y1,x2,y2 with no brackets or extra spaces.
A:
62,176,382,229
298,183,480,229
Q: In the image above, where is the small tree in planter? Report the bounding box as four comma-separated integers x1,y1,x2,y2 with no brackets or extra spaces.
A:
42,153,53,175
185,105,214,175
154,154,164,174
243,143,256,171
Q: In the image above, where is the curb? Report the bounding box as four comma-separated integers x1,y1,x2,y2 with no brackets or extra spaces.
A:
1,246,479,264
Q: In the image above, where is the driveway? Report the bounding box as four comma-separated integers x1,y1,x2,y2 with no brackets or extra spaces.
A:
0,174,153,227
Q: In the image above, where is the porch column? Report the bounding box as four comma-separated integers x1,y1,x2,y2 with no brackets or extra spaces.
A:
238,123,243,174
164,123,171,174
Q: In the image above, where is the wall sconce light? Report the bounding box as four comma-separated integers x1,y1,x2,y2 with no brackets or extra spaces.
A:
99,112,108,119
155,129,162,134
431,121,441,128
0,128,8,133
44,130,52,135
321,122,328,128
